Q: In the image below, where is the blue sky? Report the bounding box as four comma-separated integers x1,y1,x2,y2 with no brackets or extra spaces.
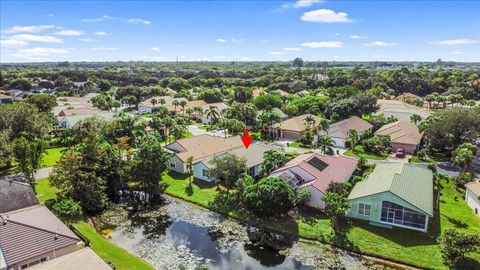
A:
1,0,479,62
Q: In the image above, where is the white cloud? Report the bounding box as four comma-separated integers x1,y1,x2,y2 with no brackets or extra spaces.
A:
284,47,303,51
294,0,323,8
270,51,284,55
16,47,69,57
78,38,96,42
54,29,84,36
3,25,55,34
127,18,151,25
92,47,119,51
433,39,478,45
81,15,113,23
231,38,245,42
95,31,108,36
350,35,367,39
151,47,160,52
300,41,343,48
363,41,399,46
0,39,29,47
240,57,250,60
47,13,55,17
373,54,387,59
216,38,227,43
301,9,351,23
452,51,465,55
260,39,269,44
9,34,63,43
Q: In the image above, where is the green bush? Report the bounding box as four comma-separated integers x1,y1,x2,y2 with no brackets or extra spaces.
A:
52,198,83,220
295,187,311,206
243,177,295,217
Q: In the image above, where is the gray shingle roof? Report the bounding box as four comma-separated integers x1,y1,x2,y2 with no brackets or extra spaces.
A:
348,163,433,216
0,174,39,213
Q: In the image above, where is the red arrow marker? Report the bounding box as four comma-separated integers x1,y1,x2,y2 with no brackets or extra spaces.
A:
241,128,253,149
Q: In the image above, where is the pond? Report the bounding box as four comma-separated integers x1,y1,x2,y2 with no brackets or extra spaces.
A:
92,196,398,270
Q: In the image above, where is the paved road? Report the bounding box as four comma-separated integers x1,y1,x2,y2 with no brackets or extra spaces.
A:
35,167,53,179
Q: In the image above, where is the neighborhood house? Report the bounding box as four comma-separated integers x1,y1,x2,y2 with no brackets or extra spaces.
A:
374,120,422,154
319,116,373,148
272,114,321,140
465,181,480,216
348,163,433,232
165,135,275,181
271,153,358,208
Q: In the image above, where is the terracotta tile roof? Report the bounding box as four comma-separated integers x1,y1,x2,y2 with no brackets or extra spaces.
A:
202,142,274,168
465,181,480,197
58,107,102,117
0,206,80,267
374,120,422,146
321,116,373,139
274,114,321,132
166,135,244,162
0,174,39,213
273,153,357,193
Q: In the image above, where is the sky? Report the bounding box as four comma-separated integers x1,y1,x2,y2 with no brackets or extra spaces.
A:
1,0,479,63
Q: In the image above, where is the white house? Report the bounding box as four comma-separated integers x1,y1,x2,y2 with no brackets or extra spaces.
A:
165,134,276,182
319,116,373,148
465,181,480,217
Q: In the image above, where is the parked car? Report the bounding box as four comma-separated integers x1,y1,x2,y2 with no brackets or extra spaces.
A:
396,148,405,158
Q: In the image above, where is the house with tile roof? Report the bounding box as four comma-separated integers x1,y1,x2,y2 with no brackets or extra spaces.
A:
272,114,321,141
271,153,358,208
0,205,82,269
376,99,430,123
348,163,433,232
374,120,422,154
319,116,373,148
28,247,111,270
465,181,480,217
165,135,276,181
138,96,187,114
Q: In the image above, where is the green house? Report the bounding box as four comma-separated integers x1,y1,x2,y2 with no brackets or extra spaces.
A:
348,163,433,232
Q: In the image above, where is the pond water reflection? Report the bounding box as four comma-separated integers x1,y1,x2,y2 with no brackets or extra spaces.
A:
93,196,394,270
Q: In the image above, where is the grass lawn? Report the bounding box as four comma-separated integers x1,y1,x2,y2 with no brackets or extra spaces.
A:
36,178,59,204
344,145,387,160
41,147,66,168
197,125,209,130
74,221,154,270
35,178,154,270
410,154,450,163
289,141,313,150
163,172,217,208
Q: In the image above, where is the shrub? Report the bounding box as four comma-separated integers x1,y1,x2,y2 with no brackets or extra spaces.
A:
52,198,83,220
455,172,475,188
243,177,295,217
295,187,311,207
438,229,480,267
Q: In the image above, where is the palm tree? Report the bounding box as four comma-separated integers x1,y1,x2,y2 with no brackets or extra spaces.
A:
319,118,330,134
206,106,220,124
159,98,166,107
347,129,359,152
170,123,187,141
424,93,438,109
317,135,336,154
150,98,158,109
186,108,194,118
172,100,180,112
451,143,477,172
304,115,316,130
180,100,187,112
410,114,422,126
186,156,194,184
112,100,121,112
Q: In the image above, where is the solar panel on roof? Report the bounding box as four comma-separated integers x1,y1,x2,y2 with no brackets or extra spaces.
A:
307,157,329,171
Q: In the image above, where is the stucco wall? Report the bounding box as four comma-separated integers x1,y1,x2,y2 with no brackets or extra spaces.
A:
168,156,185,174
348,191,429,229
12,243,79,270
307,187,325,208
331,137,346,148
193,162,213,182
465,189,480,216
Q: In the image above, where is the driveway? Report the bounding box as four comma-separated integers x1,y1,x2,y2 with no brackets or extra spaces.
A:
35,167,53,179
188,125,227,137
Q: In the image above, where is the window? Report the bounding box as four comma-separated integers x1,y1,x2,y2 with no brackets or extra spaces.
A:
169,161,176,168
40,257,47,262
202,169,207,177
21,265,28,269
358,203,371,216
380,201,427,230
